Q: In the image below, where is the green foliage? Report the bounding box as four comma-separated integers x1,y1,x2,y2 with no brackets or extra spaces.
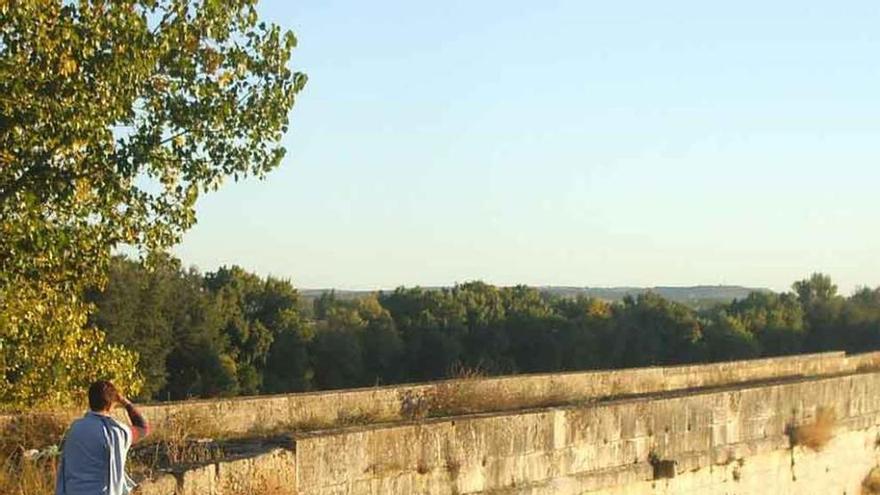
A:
612,293,703,367
87,254,180,398
840,288,880,352
1,0,306,268
794,274,846,352
0,281,142,410
794,273,838,307
726,292,805,355
702,314,761,362
64,265,880,402
357,297,404,384
554,297,612,370
0,0,304,409
89,257,312,400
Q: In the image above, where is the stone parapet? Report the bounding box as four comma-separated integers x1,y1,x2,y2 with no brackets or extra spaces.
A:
292,371,880,494
110,351,880,436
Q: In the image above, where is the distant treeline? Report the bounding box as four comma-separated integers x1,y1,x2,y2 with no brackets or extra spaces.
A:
90,255,880,401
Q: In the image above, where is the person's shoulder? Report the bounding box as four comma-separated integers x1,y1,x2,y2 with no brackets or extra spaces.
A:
79,412,129,434
104,415,130,431
68,414,93,431
105,415,133,441
65,413,100,440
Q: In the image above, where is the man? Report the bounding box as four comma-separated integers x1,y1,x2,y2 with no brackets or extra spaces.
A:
55,381,151,495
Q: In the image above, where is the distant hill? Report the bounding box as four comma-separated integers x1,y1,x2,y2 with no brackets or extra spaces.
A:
299,289,378,301
300,285,771,309
539,285,771,308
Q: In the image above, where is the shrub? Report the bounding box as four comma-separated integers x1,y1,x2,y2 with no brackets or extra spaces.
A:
790,407,836,451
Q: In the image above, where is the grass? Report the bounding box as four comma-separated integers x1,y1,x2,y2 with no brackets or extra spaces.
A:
128,408,228,478
0,413,68,495
420,364,578,419
242,407,386,437
425,373,487,417
0,412,69,456
0,456,57,495
789,407,836,451
335,408,382,427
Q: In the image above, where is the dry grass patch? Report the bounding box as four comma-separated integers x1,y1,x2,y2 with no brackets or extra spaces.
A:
0,413,70,495
426,379,486,417
0,413,69,458
244,414,332,437
421,366,578,418
245,409,383,436
0,455,57,495
130,408,226,477
336,407,382,427
790,407,836,451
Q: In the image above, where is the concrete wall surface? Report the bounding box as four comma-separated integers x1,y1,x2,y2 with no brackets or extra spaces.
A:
137,448,295,495
11,352,880,494
292,371,880,495
588,426,879,495
113,350,880,436
8,351,880,437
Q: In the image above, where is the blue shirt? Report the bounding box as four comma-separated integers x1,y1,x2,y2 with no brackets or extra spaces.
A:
55,412,136,495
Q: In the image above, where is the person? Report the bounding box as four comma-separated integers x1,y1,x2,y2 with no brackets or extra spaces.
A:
55,380,151,495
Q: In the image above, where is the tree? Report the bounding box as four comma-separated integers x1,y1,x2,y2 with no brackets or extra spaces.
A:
205,266,312,394
554,296,612,370
0,281,142,408
726,292,805,356
160,267,238,399
380,287,468,380
88,255,180,399
612,293,703,367
356,296,404,385
259,278,313,393
263,321,313,393
702,313,761,362
502,286,560,373
839,288,880,352
793,274,846,352
456,282,510,373
310,326,364,390
0,0,305,408
205,266,274,394
794,273,838,307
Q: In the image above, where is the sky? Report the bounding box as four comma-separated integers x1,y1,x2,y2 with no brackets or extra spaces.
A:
174,0,880,294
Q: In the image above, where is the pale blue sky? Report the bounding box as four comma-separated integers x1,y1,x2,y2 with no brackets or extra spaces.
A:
174,1,880,293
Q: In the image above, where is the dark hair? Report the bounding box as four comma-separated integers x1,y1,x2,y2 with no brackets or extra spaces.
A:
88,381,119,411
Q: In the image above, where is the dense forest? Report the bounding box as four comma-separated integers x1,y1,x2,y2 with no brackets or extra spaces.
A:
90,255,880,401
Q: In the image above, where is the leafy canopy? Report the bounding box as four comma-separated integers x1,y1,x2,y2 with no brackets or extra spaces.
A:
0,0,306,409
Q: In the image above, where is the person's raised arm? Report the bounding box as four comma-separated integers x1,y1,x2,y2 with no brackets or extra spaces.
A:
117,394,150,443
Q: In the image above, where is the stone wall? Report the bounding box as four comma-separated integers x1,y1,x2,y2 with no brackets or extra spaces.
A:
7,350,878,436
136,368,880,494
117,351,880,436
292,371,880,494
137,448,296,495
12,352,880,494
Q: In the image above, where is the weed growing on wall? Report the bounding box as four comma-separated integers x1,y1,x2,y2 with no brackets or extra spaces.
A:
789,407,836,451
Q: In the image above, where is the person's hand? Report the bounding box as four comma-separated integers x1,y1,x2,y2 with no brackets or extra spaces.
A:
116,392,132,408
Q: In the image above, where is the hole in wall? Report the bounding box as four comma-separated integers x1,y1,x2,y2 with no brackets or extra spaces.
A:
648,452,676,480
